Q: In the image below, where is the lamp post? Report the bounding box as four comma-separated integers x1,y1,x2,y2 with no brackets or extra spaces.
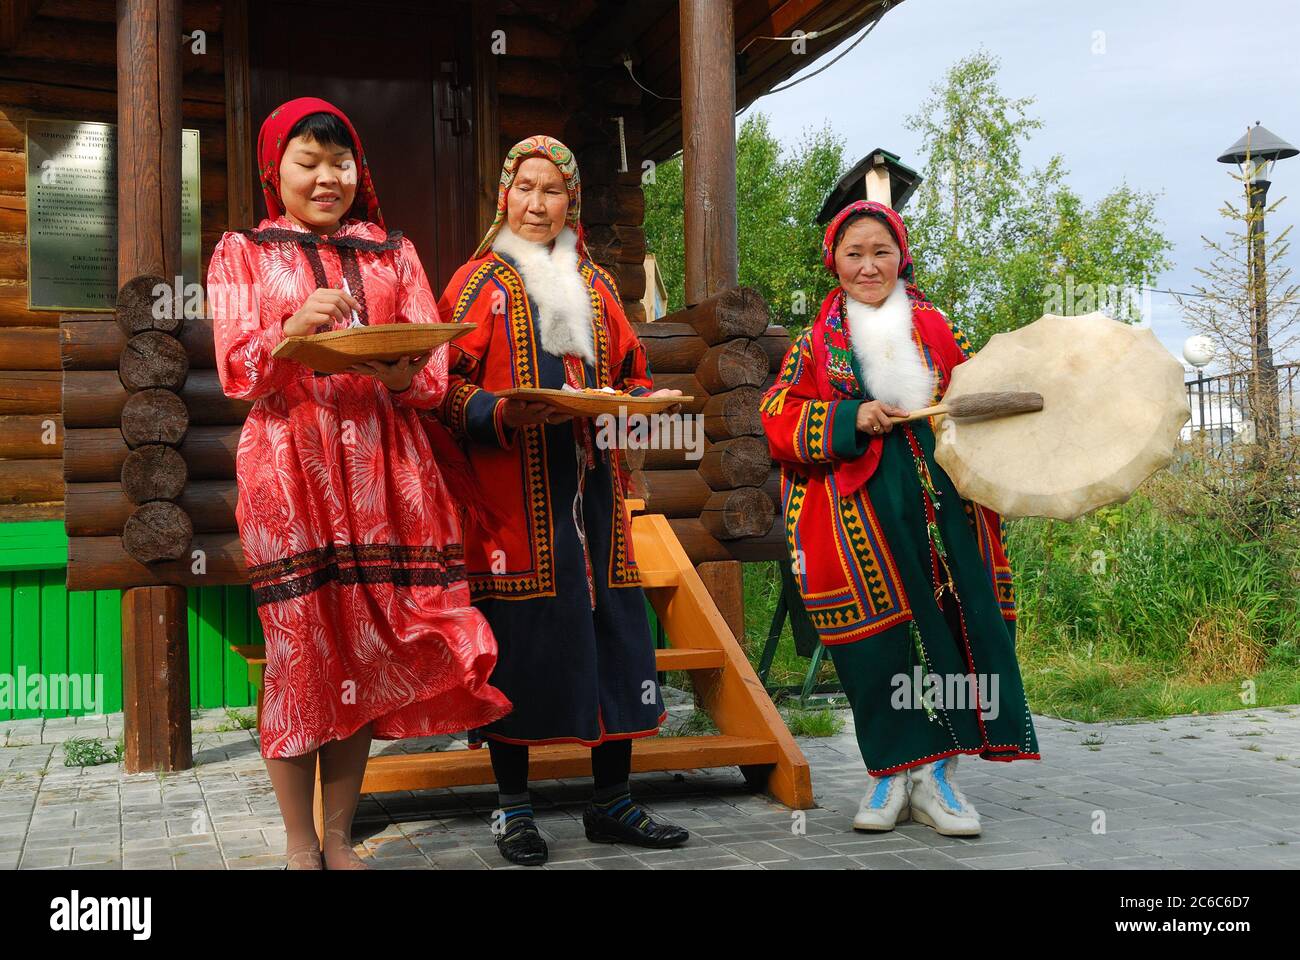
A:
1217,123,1297,445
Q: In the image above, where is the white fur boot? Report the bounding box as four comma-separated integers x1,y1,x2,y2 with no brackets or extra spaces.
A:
852,772,911,832
907,756,981,836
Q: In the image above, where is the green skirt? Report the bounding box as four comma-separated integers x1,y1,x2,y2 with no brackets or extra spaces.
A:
826,419,1040,775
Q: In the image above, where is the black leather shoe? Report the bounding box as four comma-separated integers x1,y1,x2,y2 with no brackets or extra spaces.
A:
495,825,549,866
583,802,689,849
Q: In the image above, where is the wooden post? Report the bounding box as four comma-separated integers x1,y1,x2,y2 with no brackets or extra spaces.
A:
120,586,191,771
117,0,191,773
679,2,746,637
680,0,738,305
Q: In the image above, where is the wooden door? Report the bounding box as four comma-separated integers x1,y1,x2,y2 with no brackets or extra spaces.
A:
248,0,478,294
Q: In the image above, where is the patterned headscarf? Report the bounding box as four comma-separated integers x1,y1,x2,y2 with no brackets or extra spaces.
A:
821,199,914,282
473,135,587,258
256,96,384,227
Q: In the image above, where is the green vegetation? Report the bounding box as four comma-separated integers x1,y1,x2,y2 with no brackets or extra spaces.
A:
61,737,123,768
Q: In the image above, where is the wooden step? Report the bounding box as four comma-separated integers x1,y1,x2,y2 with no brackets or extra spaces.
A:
637,563,679,588
654,646,724,671
361,735,778,793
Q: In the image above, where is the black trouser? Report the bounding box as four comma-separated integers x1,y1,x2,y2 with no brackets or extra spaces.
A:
488,738,632,795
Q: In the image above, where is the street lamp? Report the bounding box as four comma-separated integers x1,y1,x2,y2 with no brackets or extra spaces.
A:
1217,123,1297,445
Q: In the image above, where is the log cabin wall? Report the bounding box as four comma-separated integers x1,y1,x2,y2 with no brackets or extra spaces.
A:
0,0,232,523
490,1,648,324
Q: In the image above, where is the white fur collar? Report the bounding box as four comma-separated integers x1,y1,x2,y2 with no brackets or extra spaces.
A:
492,224,595,365
844,283,935,412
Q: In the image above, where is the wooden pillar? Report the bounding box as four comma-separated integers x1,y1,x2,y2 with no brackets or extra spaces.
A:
121,586,192,771
680,0,738,306
864,153,892,206
679,1,745,637
117,0,191,773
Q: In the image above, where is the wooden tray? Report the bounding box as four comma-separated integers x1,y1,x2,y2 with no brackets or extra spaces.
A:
272,323,472,374
496,386,692,417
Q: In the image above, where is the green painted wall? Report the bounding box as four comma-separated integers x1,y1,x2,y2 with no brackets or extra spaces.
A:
0,521,260,720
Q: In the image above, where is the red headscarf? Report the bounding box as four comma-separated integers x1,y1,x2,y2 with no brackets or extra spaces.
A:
256,97,384,227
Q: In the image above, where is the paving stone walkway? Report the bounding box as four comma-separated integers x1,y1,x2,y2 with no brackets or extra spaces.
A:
2,701,1299,870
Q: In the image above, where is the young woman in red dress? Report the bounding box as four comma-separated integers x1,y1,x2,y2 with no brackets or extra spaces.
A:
208,97,511,870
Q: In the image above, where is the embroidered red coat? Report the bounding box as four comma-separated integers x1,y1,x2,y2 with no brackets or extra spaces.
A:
760,288,1016,645
434,252,652,601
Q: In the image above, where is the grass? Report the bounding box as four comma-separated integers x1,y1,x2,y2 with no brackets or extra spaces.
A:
782,707,844,738
215,708,257,732
62,737,123,768
739,458,1300,724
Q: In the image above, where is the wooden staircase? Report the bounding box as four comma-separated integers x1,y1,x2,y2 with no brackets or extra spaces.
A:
232,503,814,824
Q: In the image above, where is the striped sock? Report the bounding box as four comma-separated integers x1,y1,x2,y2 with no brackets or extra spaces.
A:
496,793,537,841
591,785,652,831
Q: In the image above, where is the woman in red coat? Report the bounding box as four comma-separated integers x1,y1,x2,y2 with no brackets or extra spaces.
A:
761,201,1038,838
208,98,510,869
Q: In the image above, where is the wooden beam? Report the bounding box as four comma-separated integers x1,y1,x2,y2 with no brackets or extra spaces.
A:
679,0,738,305
117,0,183,284
221,0,254,229
121,585,192,772
115,0,190,775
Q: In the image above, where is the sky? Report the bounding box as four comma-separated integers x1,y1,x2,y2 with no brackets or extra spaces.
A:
742,0,1300,371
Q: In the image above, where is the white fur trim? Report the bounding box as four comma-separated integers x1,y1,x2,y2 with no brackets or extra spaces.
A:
492,224,595,365
845,283,935,412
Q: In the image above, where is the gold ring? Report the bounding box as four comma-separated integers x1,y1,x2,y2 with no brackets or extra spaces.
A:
873,425,880,433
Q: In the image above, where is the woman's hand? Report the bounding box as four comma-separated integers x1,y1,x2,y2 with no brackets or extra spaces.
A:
347,352,431,393
502,399,571,428
283,288,361,338
855,399,909,435
645,387,684,415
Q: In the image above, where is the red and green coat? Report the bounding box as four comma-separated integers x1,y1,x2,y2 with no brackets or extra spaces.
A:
760,286,1016,646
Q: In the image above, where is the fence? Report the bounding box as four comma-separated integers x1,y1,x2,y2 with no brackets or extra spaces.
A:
0,521,259,721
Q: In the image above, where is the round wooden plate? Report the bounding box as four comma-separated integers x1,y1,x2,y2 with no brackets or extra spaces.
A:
496,387,692,417
272,323,473,374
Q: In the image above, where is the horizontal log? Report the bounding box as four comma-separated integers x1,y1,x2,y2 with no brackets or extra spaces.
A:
720,514,787,562
61,315,216,370
582,185,644,225
498,96,566,142
623,435,771,490
0,458,62,504
63,425,237,483
637,469,711,517
585,224,646,264
696,339,768,393
0,501,61,522
702,386,762,441
0,414,61,457
0,326,59,369
758,325,792,372
700,486,776,540
665,517,731,565
62,370,250,428
644,372,706,414
623,300,646,325
661,287,771,345
0,371,59,413
633,322,706,373
66,533,249,591
0,279,67,328
123,501,194,564
609,261,645,301
66,480,236,537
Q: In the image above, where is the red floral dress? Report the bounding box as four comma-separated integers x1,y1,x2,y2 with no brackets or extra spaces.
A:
208,214,511,758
